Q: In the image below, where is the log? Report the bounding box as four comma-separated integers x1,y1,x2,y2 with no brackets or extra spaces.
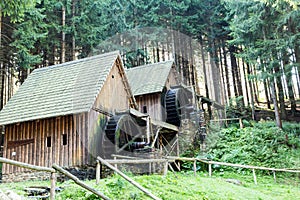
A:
205,160,300,173
97,157,161,200
50,172,56,200
104,159,168,164
0,157,55,172
112,154,143,160
52,164,110,200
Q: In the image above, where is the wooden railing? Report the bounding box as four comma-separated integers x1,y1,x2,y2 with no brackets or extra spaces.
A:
1,156,300,199
0,157,110,200
0,157,56,199
166,156,300,184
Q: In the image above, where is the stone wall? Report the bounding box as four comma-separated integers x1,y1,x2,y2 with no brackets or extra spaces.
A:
1,165,97,183
2,171,50,183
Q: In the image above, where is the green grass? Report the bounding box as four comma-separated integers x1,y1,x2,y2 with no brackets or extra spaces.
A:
1,171,299,200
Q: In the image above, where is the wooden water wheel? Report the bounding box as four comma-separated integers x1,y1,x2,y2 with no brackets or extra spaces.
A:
101,113,147,158
165,88,193,126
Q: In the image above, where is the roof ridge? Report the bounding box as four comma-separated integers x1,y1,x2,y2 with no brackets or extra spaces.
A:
35,51,120,72
126,59,174,71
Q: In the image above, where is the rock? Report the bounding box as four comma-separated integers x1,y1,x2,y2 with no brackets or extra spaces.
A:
5,190,22,200
225,178,242,185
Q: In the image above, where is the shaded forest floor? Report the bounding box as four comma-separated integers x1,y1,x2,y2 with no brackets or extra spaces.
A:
254,100,300,122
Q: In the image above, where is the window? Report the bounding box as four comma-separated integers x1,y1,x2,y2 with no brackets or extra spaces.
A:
62,134,67,145
46,136,51,147
143,105,147,114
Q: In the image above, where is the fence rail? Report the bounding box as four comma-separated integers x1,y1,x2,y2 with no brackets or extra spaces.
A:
166,156,300,184
1,155,300,199
0,157,56,200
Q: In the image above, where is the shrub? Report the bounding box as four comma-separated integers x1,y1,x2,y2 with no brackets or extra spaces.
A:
205,121,300,170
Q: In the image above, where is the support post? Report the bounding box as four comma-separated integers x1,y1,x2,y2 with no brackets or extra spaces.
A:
253,169,257,185
239,118,243,128
50,172,56,200
273,171,276,183
208,163,212,177
96,160,100,184
193,160,197,176
146,116,150,144
163,161,168,176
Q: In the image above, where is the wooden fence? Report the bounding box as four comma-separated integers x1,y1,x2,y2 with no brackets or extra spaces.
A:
166,156,300,184
1,156,300,200
0,157,56,199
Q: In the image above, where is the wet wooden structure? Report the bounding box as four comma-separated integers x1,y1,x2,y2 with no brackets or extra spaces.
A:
0,51,136,176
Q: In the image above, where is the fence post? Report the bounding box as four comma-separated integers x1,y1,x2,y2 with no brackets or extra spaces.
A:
252,169,257,185
163,161,168,176
96,160,100,184
208,163,212,177
193,160,197,176
273,171,276,183
239,118,243,128
50,172,56,200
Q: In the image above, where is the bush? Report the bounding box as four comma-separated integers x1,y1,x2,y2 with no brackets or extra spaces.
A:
205,121,300,169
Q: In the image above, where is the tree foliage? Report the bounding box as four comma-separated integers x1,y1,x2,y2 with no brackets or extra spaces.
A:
0,0,299,126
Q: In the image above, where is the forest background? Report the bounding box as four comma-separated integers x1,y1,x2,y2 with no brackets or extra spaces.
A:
0,0,300,128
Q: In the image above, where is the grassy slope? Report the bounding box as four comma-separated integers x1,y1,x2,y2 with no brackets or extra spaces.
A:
1,171,299,200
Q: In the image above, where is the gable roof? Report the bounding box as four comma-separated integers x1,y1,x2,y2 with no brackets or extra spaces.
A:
126,60,174,96
0,51,123,126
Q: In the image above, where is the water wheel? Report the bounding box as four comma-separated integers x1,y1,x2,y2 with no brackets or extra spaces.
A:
165,88,193,126
101,113,146,158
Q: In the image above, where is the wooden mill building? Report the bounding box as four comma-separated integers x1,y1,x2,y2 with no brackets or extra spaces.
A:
126,60,194,126
0,51,137,181
126,60,178,121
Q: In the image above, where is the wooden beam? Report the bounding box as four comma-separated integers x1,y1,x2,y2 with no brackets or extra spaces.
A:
97,157,161,200
52,164,110,200
104,159,169,165
0,157,55,172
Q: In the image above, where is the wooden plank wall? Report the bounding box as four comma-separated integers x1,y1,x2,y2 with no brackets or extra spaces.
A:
2,113,89,175
135,93,164,121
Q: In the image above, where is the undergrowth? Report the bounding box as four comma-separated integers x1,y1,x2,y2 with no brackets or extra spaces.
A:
205,120,300,170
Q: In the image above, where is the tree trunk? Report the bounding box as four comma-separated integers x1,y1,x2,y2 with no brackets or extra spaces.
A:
72,0,76,60
252,65,260,105
247,63,256,120
222,40,231,100
61,5,66,63
229,45,238,98
0,10,3,110
199,36,212,119
274,64,286,120
283,51,297,116
270,78,282,129
263,79,271,109
242,60,250,106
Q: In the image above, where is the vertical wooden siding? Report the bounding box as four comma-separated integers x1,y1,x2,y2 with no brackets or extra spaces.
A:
136,93,164,121
2,113,90,175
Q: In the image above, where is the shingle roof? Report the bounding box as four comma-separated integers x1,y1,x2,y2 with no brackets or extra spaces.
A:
126,60,174,96
0,51,121,125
